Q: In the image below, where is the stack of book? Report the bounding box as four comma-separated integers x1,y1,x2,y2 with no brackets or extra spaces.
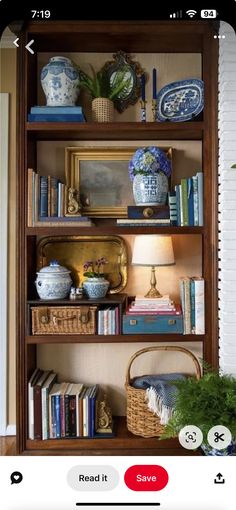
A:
169,171,203,226
27,168,93,226
28,105,86,122
28,369,105,440
179,277,205,334
98,306,120,335
126,295,182,315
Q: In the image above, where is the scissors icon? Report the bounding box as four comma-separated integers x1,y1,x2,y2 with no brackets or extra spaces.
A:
214,432,225,443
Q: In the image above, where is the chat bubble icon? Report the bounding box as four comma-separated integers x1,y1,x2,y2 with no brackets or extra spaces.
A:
10,471,23,484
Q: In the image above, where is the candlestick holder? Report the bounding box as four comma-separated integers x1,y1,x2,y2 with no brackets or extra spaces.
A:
152,99,158,122
140,100,147,122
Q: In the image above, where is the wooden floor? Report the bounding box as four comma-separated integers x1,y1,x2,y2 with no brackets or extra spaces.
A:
0,436,16,455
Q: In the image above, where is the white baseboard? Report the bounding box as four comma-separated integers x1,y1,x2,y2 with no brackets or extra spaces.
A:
6,425,16,436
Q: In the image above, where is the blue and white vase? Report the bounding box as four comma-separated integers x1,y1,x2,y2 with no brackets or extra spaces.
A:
133,172,168,206
40,56,80,106
83,277,110,299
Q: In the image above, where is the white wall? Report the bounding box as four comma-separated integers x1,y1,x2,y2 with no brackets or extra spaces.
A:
218,22,236,373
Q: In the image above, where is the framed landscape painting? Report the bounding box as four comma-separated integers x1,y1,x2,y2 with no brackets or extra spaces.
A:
65,146,172,217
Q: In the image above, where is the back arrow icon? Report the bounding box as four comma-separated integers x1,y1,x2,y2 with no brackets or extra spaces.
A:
25,40,34,54
13,38,19,48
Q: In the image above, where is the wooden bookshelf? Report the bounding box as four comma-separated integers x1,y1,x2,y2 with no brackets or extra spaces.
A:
16,20,218,456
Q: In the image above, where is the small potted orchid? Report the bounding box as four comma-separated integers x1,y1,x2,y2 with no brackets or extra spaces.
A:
129,146,172,206
83,257,110,299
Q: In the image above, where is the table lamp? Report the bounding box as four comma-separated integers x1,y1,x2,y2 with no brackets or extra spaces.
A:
132,235,175,298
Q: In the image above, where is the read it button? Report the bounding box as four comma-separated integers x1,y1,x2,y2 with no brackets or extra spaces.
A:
124,465,168,491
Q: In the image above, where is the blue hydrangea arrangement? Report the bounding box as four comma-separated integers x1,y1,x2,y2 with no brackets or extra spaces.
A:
129,146,172,181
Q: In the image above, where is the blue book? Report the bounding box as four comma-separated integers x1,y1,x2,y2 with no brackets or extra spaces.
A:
28,114,85,122
40,176,48,217
54,394,61,438
187,178,194,226
197,172,204,226
31,106,83,114
89,386,98,438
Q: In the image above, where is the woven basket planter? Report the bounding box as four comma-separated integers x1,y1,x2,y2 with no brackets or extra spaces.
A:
92,97,114,122
125,345,201,438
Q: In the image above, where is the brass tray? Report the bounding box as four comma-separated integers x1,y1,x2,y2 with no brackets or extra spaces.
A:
37,235,128,294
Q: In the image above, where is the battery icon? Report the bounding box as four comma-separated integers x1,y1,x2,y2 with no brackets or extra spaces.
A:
201,9,217,18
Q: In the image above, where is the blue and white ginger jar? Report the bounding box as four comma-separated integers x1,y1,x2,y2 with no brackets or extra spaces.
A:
35,260,72,300
133,171,168,206
41,56,80,106
83,277,110,299
201,440,236,456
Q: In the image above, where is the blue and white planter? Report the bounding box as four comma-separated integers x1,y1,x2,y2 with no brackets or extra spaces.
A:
41,56,80,106
83,277,110,299
133,172,169,206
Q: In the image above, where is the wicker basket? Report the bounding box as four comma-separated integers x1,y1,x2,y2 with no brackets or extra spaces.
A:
92,97,114,122
125,345,201,438
31,305,97,335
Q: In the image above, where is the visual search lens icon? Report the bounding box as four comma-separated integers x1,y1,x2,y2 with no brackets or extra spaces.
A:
178,425,203,450
186,431,196,443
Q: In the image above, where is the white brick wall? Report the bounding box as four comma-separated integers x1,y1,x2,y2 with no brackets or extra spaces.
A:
219,22,236,373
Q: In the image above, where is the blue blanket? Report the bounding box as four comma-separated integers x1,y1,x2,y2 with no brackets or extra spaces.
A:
132,373,186,424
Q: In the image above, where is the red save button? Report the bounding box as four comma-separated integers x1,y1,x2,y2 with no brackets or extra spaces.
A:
124,465,168,491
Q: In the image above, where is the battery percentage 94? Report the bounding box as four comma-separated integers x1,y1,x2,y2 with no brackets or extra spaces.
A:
201,9,217,18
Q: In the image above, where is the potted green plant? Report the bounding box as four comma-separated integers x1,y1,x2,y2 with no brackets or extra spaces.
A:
79,65,131,122
160,369,236,455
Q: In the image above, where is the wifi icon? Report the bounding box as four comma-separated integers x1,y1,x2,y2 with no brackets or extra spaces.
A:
186,9,197,17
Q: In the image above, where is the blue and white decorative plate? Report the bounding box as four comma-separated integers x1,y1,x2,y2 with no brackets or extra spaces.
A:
156,79,204,122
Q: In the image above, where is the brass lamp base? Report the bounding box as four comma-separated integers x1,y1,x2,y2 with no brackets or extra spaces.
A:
144,266,162,298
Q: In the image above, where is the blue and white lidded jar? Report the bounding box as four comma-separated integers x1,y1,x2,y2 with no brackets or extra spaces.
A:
40,56,80,106
35,260,72,300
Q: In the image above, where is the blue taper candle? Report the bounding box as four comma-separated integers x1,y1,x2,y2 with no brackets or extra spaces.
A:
141,74,146,101
153,68,157,100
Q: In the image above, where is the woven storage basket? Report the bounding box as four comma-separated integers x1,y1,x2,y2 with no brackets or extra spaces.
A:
125,345,201,438
31,306,97,335
92,97,114,122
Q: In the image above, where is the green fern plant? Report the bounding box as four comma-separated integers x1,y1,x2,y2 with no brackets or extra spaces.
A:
79,65,131,101
160,370,236,442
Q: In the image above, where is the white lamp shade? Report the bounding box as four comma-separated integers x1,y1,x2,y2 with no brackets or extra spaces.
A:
132,235,175,266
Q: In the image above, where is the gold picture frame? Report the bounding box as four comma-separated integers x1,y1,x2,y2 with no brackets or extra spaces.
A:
65,146,172,218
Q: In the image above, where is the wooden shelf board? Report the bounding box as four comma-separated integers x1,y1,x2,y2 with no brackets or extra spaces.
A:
27,295,127,305
25,417,200,455
26,122,204,141
26,226,204,236
26,334,205,344
26,20,210,53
